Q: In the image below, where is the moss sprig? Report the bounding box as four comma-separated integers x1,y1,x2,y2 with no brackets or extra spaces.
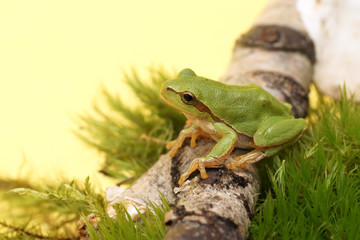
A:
75,69,186,181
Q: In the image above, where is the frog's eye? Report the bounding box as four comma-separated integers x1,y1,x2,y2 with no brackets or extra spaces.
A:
181,91,197,105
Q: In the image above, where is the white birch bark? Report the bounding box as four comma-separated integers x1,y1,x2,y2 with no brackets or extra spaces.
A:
297,0,360,101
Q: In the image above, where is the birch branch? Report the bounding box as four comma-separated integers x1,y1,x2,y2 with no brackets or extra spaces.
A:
105,0,314,239
164,0,313,239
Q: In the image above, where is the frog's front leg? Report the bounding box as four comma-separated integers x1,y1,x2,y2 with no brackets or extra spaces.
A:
178,122,238,185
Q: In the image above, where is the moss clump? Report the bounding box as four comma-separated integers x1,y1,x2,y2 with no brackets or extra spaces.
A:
75,69,186,181
249,87,360,239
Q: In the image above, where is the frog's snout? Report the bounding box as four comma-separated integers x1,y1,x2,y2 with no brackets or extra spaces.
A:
160,83,179,105
160,83,174,95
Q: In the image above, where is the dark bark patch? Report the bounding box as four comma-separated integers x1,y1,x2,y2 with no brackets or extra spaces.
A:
247,70,309,118
227,170,250,188
175,205,194,221
238,24,316,64
164,220,242,240
242,199,252,219
199,167,249,188
164,206,243,240
171,156,181,188
200,167,227,185
236,193,253,219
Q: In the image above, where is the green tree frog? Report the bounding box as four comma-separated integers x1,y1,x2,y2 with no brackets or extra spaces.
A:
160,69,307,185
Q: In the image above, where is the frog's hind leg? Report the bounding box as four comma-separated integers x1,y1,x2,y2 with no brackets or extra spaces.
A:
226,116,306,169
225,149,265,169
253,116,306,149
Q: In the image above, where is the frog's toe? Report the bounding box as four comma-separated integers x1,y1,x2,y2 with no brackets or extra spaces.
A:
198,159,209,179
167,143,182,157
226,149,265,168
166,141,175,150
169,150,177,158
190,139,197,148
178,159,200,185
178,175,187,186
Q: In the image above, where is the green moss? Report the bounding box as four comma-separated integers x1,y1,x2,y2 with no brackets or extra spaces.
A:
249,87,360,239
84,194,170,240
4,178,170,240
75,69,186,181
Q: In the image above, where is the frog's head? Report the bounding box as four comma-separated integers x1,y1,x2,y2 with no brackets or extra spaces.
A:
160,68,218,121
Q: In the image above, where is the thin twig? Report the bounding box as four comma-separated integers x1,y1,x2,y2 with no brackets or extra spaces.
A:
116,176,136,186
0,221,78,240
140,134,168,144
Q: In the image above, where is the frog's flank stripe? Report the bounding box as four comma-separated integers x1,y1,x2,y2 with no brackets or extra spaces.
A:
193,101,222,122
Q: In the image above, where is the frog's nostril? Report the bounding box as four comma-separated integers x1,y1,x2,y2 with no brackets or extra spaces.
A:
166,87,171,91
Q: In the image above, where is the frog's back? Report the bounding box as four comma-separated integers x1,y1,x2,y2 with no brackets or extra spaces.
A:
198,80,293,136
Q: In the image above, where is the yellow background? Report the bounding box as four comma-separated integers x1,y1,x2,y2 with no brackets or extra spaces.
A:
0,1,266,188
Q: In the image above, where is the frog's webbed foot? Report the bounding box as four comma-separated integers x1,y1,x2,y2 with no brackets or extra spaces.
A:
166,139,183,157
225,149,265,169
178,157,215,185
166,125,209,157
